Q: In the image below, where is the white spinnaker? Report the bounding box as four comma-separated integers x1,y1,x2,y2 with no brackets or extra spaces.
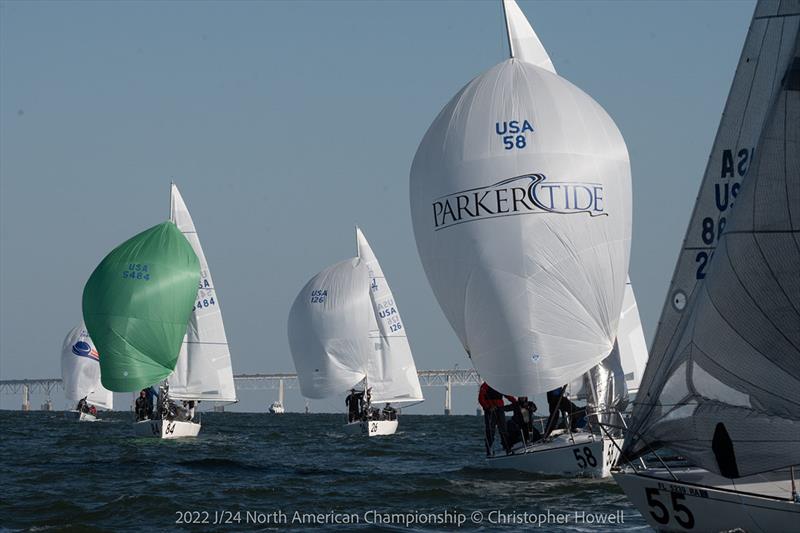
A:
288,258,372,400
617,277,648,394
356,227,424,405
502,0,556,73
410,8,631,396
61,323,113,409
167,184,237,402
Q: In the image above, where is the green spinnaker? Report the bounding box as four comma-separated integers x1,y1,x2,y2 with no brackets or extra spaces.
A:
83,221,200,392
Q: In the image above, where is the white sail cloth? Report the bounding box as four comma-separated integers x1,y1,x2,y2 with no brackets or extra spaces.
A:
502,0,556,73
624,1,800,478
61,323,113,409
617,278,648,394
410,57,631,396
288,258,372,399
167,184,237,402
357,228,424,404
570,277,648,399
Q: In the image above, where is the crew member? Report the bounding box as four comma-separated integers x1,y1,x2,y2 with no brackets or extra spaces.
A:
345,389,364,422
76,396,88,413
478,382,515,456
505,396,539,446
135,390,148,421
382,403,397,421
545,386,584,436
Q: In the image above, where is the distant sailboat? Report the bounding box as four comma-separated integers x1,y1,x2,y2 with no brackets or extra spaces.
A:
614,0,800,529
410,0,632,476
61,322,113,421
288,227,424,436
148,183,239,437
83,219,199,436
83,185,234,439
269,379,285,414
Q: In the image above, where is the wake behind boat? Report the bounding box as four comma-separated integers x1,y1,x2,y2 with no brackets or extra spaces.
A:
288,227,424,437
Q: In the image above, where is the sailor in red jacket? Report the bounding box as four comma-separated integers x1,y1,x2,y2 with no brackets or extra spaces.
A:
479,382,515,456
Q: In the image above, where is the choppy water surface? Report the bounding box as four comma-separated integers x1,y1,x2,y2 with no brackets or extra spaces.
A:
0,412,648,532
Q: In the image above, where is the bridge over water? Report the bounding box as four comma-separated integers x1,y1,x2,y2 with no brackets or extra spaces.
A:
0,369,481,414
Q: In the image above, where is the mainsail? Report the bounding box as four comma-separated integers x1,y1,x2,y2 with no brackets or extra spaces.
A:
61,322,113,409
501,0,555,73
623,0,800,478
288,257,372,399
356,227,424,404
83,221,200,392
617,278,648,394
167,184,237,402
409,0,631,395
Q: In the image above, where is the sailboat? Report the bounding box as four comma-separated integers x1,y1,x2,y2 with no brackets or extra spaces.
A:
83,184,234,439
269,380,285,413
61,322,113,421
288,227,424,437
613,0,800,529
409,0,634,476
130,184,238,438
83,219,200,436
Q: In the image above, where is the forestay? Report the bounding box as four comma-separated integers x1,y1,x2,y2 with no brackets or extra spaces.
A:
624,0,800,478
167,184,237,402
288,258,372,399
410,2,632,396
356,228,424,404
61,322,113,409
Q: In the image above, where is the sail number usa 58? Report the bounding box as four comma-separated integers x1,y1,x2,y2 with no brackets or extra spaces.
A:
496,119,533,150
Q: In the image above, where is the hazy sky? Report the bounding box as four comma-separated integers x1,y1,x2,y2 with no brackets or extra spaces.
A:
0,0,755,413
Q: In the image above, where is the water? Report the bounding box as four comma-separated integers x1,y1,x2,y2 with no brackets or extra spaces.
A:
0,411,648,532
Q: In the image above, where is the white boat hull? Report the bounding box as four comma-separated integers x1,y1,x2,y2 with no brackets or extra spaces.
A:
64,410,97,422
268,402,284,414
133,419,201,439
344,419,398,437
613,467,800,532
487,432,620,478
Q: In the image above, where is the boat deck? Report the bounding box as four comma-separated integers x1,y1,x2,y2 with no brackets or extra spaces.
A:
637,466,797,501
